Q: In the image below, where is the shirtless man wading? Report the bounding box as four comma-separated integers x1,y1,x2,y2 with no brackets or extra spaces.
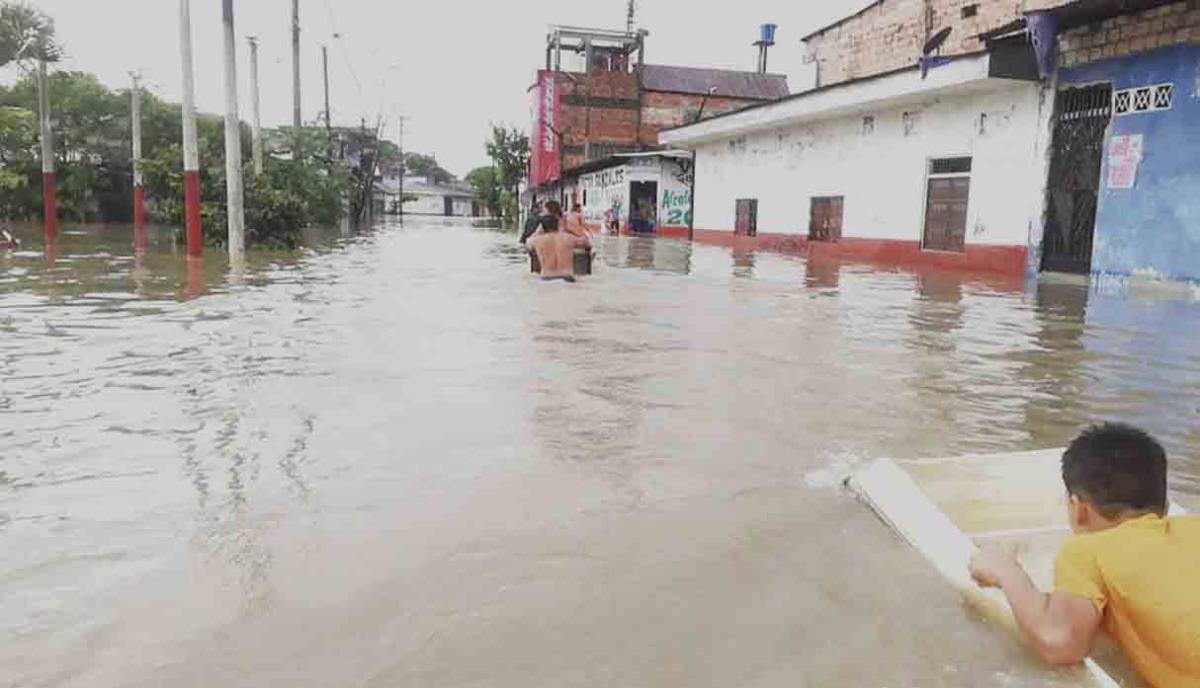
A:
527,201,578,282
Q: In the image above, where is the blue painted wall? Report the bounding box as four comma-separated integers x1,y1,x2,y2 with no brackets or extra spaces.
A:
1059,43,1200,282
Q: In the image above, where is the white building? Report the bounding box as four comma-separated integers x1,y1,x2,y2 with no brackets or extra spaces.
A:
377,174,476,217
660,51,1054,275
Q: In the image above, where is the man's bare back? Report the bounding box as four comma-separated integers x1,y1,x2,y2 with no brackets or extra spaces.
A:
528,231,577,280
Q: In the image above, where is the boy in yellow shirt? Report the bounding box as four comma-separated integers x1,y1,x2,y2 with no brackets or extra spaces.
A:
970,424,1200,687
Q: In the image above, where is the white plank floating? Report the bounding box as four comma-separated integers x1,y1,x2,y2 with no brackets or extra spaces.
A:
849,456,1120,688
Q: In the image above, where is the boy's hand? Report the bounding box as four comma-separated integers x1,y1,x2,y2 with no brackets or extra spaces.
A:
969,545,1022,589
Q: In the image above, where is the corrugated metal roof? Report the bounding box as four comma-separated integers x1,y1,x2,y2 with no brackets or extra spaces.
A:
640,64,790,100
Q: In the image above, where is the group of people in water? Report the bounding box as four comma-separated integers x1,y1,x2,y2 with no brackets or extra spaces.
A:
521,200,592,283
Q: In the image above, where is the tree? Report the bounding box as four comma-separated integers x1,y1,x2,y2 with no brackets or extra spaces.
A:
0,105,33,203
404,152,453,184
465,166,502,218
0,1,60,66
484,125,529,225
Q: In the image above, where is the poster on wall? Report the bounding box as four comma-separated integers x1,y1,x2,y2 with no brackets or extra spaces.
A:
1106,134,1143,190
529,71,560,187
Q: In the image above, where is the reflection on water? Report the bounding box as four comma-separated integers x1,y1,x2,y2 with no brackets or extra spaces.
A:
2,219,1199,687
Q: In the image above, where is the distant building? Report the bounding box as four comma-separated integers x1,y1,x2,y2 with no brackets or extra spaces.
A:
377,172,477,217
528,25,789,208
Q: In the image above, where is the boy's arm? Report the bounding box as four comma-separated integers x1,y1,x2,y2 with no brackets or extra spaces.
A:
970,546,1102,666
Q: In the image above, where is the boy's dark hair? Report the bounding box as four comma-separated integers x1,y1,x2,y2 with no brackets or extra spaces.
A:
544,201,562,217
1062,423,1168,519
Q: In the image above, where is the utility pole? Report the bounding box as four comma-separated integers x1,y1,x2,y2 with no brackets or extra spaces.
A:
248,36,264,176
397,116,405,220
179,0,202,257
36,55,57,242
130,73,145,245
221,0,245,259
292,0,302,160
322,45,333,161
322,45,332,134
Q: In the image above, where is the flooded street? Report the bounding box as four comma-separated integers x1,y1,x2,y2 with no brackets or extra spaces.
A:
3,219,1199,687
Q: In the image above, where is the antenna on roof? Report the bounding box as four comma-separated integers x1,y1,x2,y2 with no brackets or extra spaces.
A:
626,0,637,34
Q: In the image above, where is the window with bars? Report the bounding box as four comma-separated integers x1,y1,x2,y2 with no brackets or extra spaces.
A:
929,157,972,175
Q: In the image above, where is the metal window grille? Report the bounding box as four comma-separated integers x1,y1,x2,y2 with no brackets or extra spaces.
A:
1113,82,1173,117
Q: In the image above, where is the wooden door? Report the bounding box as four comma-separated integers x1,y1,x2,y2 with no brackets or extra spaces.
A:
809,196,844,242
923,177,969,252
735,199,758,237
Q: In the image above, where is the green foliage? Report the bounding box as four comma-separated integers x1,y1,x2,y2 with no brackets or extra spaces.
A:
0,62,348,246
0,1,60,66
0,105,34,195
142,124,347,249
404,152,453,184
483,125,530,226
485,125,530,195
465,166,502,218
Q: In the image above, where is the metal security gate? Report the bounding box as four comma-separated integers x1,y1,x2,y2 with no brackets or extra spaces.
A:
1042,84,1112,274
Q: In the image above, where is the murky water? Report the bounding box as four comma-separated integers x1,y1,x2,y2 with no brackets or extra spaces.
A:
3,219,1198,687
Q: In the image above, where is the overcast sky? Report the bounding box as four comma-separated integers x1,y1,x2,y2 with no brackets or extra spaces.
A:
8,0,868,176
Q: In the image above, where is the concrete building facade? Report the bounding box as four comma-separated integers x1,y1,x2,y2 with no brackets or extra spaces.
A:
663,0,1200,281
803,0,1065,88
529,26,789,200
663,54,1052,274
1039,1,1200,284
569,152,694,236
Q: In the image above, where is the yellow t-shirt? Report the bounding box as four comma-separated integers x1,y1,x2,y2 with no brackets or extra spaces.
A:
1055,514,1200,688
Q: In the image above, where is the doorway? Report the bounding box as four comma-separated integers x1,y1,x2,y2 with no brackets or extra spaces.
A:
809,196,843,242
1041,84,1112,274
922,157,972,252
443,196,454,216
629,181,658,234
735,198,758,237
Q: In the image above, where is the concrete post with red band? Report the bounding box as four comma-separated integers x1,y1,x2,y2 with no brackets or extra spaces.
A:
131,74,146,247
37,58,56,242
179,0,202,257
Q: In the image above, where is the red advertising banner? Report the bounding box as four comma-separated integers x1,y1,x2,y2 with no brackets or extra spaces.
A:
530,71,560,187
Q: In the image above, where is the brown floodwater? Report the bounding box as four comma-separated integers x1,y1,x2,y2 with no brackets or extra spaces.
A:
2,219,1198,687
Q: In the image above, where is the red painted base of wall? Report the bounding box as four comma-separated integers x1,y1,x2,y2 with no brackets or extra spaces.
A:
687,230,1027,277
618,225,690,239
183,171,202,257
42,172,57,241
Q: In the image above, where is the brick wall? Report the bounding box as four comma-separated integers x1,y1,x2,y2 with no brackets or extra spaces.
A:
804,0,1071,87
1058,1,1200,68
547,71,776,172
642,92,766,132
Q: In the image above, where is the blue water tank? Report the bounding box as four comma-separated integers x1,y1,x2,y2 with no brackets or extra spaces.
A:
759,23,778,45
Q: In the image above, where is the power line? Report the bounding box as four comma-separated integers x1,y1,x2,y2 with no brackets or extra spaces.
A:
320,0,362,99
